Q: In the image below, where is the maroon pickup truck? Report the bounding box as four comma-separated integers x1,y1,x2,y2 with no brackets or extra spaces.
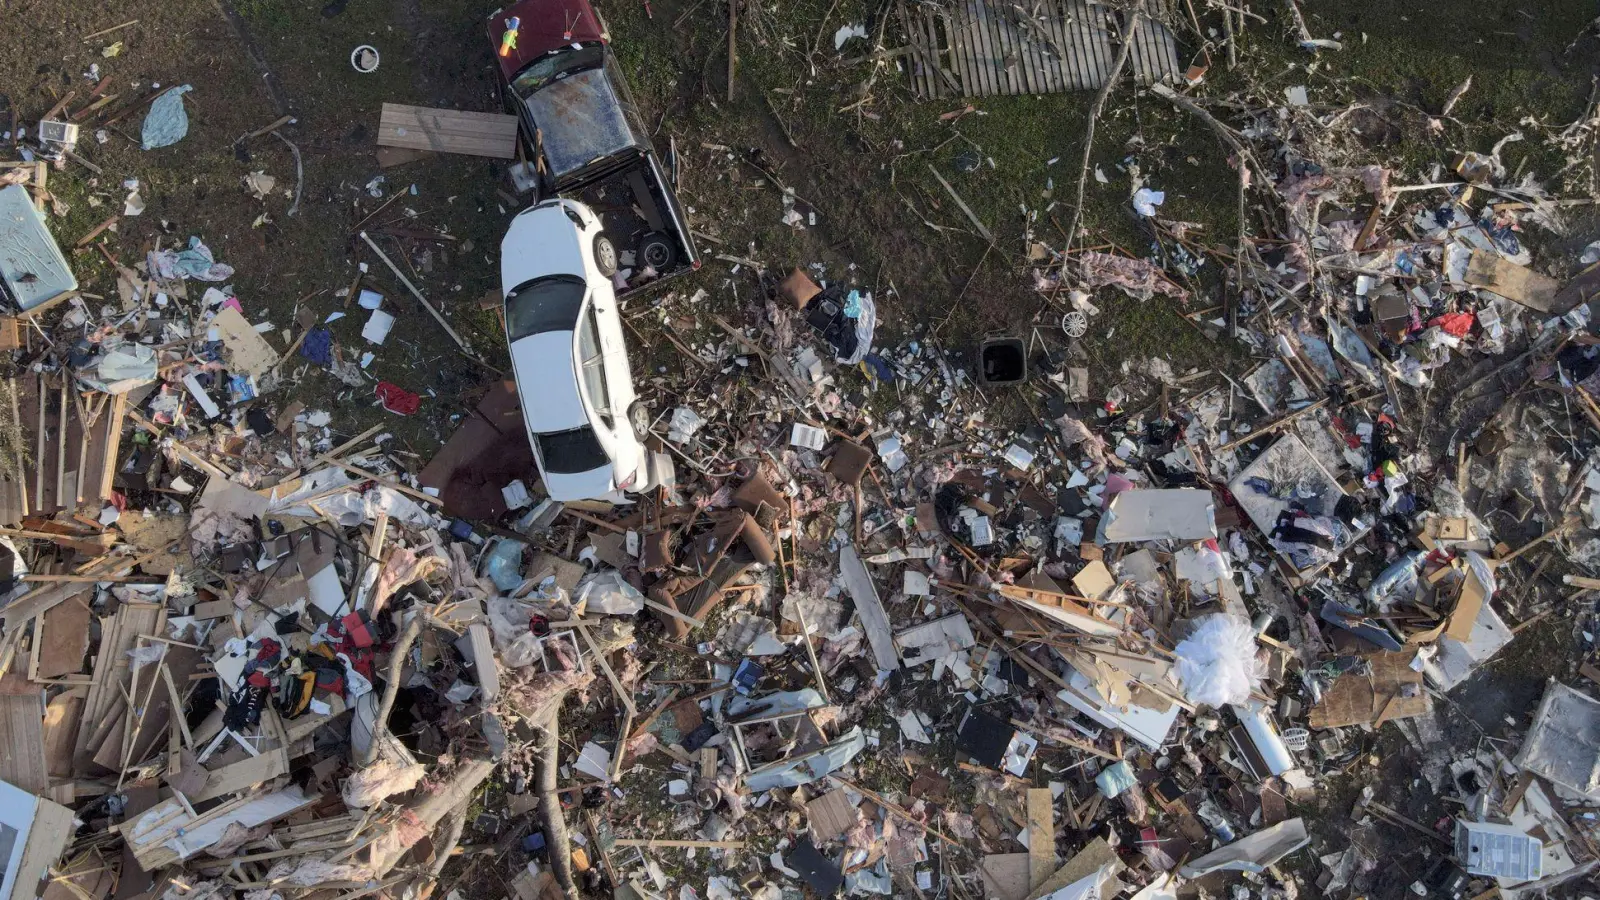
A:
488,0,699,293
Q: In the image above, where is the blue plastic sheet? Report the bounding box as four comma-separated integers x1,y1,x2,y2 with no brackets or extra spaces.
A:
141,85,193,150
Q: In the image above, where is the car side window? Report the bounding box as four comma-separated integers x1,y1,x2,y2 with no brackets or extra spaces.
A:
577,307,612,427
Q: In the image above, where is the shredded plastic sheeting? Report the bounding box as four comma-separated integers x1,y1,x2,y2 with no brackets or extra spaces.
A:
1077,250,1189,302
342,756,427,808
141,85,194,150
1174,614,1265,707
94,341,159,394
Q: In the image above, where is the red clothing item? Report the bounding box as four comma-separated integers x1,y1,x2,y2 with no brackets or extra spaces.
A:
375,381,421,415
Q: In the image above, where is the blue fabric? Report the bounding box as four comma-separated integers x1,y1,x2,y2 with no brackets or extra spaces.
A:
300,328,333,366
141,85,193,150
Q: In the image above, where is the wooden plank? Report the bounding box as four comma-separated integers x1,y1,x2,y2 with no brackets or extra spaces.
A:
42,691,82,789
33,374,47,514
17,798,76,900
96,392,127,503
1047,0,1078,90
36,594,91,679
1079,0,1112,87
1037,2,1066,90
1008,3,1033,94
945,8,976,96
950,7,976,96
1003,2,1028,94
75,604,164,772
1019,15,1048,93
900,1,928,98
971,0,999,96
1026,788,1055,889
376,104,517,159
916,6,945,99
1043,2,1069,90
194,748,290,802
0,694,50,795
0,582,91,631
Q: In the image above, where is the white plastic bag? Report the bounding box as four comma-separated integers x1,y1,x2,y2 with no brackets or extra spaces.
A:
1174,613,1265,707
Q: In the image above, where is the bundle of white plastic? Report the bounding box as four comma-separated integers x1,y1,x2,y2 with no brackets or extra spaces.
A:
1174,613,1266,707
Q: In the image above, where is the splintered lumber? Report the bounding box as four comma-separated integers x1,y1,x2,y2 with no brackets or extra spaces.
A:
75,603,165,774
0,581,91,630
377,103,517,159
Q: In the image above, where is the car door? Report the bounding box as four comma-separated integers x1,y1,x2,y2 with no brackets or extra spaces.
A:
588,285,635,415
574,300,622,443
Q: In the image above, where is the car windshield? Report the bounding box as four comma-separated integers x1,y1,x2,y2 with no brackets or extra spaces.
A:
523,66,639,180
535,426,609,474
505,275,585,340
510,45,603,97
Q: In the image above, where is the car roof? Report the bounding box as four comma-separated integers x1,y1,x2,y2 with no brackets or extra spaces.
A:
509,330,589,432
489,0,605,83
501,204,588,288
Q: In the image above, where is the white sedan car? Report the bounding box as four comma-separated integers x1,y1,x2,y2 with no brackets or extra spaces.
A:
501,199,653,500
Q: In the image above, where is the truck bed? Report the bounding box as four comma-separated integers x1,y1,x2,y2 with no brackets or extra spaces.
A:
560,153,695,296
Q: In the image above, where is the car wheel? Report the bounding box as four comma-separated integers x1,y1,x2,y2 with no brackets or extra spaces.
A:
593,234,619,277
638,232,675,271
627,401,652,441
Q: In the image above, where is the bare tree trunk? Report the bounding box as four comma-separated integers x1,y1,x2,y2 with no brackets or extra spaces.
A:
536,705,578,896
430,803,470,876
359,616,423,768
369,757,497,877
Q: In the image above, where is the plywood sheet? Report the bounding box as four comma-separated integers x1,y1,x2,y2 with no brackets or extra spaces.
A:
1465,249,1559,313
1026,788,1056,889
209,307,278,378
36,595,91,680
980,853,1032,900
378,103,518,159
806,789,858,844
1309,647,1430,728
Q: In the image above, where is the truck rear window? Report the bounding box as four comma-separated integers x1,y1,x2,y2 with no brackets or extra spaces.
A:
536,426,608,474
506,276,585,340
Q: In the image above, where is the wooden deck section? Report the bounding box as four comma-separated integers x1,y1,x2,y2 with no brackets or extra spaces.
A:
0,369,129,529
899,0,1182,100
377,103,519,160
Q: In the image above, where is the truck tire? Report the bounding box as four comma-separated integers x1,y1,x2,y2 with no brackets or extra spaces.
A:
593,234,619,277
638,232,676,271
